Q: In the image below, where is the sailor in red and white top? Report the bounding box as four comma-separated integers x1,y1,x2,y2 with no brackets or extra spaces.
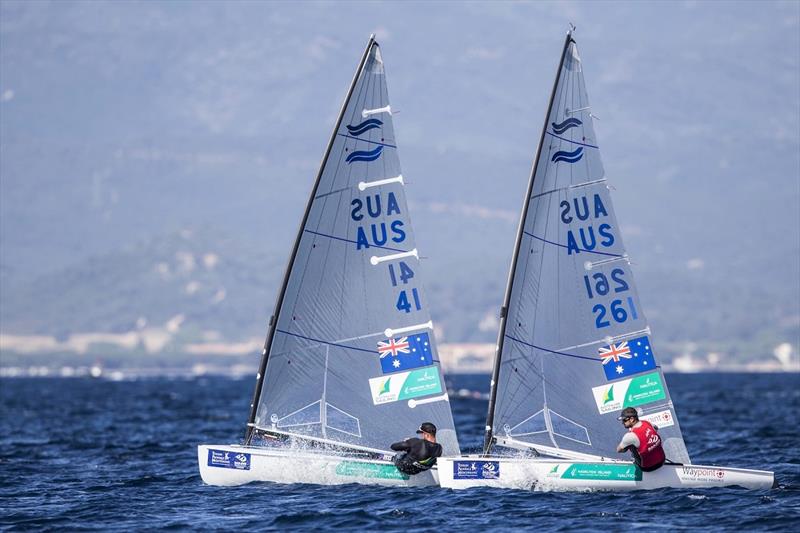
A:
616,407,666,472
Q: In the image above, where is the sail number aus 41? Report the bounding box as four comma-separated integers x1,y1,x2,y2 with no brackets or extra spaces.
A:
387,261,422,314
396,288,422,313
584,268,638,328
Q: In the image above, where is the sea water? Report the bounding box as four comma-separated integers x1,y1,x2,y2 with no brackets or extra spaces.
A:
1,373,798,531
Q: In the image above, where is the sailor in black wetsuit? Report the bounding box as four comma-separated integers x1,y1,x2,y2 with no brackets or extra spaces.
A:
390,422,443,475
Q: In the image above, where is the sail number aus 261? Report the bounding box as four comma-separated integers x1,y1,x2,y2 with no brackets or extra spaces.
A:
583,268,638,328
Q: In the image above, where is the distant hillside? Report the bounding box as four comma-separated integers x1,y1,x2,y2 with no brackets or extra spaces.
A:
1,2,798,368
1,225,797,367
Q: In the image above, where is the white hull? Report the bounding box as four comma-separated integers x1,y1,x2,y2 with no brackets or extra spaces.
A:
437,456,774,491
198,444,438,487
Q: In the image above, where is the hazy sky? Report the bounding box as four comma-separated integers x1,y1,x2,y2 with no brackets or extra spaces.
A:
1,1,798,343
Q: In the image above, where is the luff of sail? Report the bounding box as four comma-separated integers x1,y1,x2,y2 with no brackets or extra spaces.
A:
246,37,460,457
485,33,690,464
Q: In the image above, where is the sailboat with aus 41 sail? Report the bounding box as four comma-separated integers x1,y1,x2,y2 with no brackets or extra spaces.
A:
437,30,774,491
198,35,460,487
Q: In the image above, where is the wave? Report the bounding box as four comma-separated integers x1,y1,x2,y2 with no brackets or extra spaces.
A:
551,117,582,134
345,145,383,164
551,147,584,163
346,119,383,136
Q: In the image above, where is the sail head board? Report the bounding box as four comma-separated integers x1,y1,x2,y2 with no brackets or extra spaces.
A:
487,34,690,464
248,38,460,457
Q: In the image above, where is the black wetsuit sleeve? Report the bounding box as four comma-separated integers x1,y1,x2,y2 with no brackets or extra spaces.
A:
390,440,410,452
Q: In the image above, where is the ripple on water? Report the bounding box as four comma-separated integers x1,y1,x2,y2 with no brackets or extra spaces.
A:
0,374,798,530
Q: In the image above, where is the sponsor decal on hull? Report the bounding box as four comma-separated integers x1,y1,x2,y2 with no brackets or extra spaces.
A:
591,372,666,414
453,460,500,480
368,367,442,405
549,463,642,481
207,449,251,470
335,461,409,480
641,409,675,429
677,466,726,483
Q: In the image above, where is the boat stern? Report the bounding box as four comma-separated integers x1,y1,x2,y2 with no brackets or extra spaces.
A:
198,444,439,487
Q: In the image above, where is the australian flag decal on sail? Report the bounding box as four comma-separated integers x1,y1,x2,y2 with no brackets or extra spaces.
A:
378,333,433,374
599,335,656,380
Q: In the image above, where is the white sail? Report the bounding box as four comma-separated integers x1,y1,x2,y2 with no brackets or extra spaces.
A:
484,32,690,464
243,36,460,455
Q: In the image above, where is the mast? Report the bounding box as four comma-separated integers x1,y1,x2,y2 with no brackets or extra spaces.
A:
245,35,377,444
482,31,575,455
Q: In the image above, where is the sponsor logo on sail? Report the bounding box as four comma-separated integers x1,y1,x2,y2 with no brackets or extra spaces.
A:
207,449,251,470
346,145,383,163
591,372,666,414
345,118,383,136
602,385,615,405
551,117,582,134
641,409,675,429
453,460,500,480
551,146,583,164
368,367,442,405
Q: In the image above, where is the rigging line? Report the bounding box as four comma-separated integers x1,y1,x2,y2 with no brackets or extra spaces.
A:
484,32,575,456
316,50,371,200
506,333,661,370
359,62,382,332
507,72,565,413
313,186,350,200
246,37,376,444
523,230,624,258
554,328,651,352
545,130,599,149
530,178,607,201
499,346,547,414
339,57,375,339
289,60,377,356
303,229,408,253
336,133,397,148
303,48,373,299
302,57,373,347
276,328,376,354
505,334,596,362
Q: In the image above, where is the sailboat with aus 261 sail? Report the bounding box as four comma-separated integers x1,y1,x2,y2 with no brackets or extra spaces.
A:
437,30,774,491
198,35,460,487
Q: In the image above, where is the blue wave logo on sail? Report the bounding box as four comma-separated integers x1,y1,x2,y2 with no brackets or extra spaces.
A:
346,118,383,136
551,147,583,164
551,117,582,134
346,146,383,164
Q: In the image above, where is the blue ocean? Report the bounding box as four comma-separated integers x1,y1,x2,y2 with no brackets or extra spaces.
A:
1,373,798,531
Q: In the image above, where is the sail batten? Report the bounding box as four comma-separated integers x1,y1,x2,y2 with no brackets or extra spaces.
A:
485,33,690,464
246,38,460,456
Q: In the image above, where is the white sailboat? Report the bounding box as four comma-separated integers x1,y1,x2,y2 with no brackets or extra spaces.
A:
198,35,460,487
438,30,775,491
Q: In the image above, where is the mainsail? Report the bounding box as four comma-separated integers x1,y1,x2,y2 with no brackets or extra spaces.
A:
484,32,690,464
245,36,460,456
